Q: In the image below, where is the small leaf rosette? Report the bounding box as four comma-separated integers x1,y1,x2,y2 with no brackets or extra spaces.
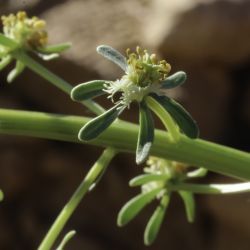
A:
117,157,250,246
0,11,71,82
117,157,202,245
72,45,199,164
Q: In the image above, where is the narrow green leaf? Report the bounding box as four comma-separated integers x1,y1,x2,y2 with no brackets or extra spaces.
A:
7,60,25,83
179,191,195,223
0,56,12,71
56,230,76,250
0,50,8,57
38,42,71,54
117,187,162,227
97,45,127,71
129,174,169,187
78,104,124,141
144,194,170,246
0,33,18,49
146,95,180,141
160,71,187,89
136,101,154,164
0,190,3,202
187,167,208,178
71,80,106,101
151,94,199,138
170,182,250,194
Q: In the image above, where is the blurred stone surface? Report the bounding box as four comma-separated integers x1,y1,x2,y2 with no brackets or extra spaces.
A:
0,0,249,249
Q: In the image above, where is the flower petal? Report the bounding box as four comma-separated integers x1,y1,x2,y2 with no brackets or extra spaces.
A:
117,187,163,227
160,71,187,89
78,104,124,141
97,45,127,71
150,94,199,138
136,101,154,164
71,80,106,101
144,194,170,246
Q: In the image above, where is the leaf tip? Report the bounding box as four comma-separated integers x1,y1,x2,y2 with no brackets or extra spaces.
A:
96,45,108,54
70,87,77,101
136,142,152,165
78,126,91,141
117,212,126,227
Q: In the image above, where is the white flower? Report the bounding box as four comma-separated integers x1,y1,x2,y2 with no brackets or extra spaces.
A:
103,47,171,108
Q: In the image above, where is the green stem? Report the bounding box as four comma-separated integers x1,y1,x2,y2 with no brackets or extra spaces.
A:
0,33,104,115
11,50,105,115
169,182,250,194
146,96,180,141
38,148,116,250
0,108,249,180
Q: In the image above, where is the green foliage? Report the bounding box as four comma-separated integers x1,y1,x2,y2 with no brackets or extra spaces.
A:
136,100,154,164
0,10,249,250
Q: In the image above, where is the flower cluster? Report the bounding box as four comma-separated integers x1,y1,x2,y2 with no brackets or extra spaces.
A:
71,45,199,164
0,11,71,83
103,47,171,107
117,156,208,245
1,11,48,50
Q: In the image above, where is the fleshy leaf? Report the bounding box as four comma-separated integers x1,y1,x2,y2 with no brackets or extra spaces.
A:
0,33,18,49
144,194,170,246
78,104,124,141
0,189,3,202
160,71,187,89
151,94,199,138
117,187,162,227
97,45,127,71
169,182,250,194
178,191,195,223
56,230,76,250
7,60,25,83
187,167,208,178
71,80,106,101
129,174,169,187
136,101,154,164
38,43,71,54
0,56,12,71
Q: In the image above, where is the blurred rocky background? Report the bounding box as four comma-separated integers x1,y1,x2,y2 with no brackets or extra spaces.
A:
0,0,249,249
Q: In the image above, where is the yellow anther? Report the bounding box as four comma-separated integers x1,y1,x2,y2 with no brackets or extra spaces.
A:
1,11,48,49
125,46,171,86
136,46,143,56
126,48,131,57
150,54,157,63
33,20,46,29
17,11,27,21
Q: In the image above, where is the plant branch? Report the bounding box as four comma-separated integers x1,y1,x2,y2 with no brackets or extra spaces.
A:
11,50,105,115
38,148,116,250
0,108,249,180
